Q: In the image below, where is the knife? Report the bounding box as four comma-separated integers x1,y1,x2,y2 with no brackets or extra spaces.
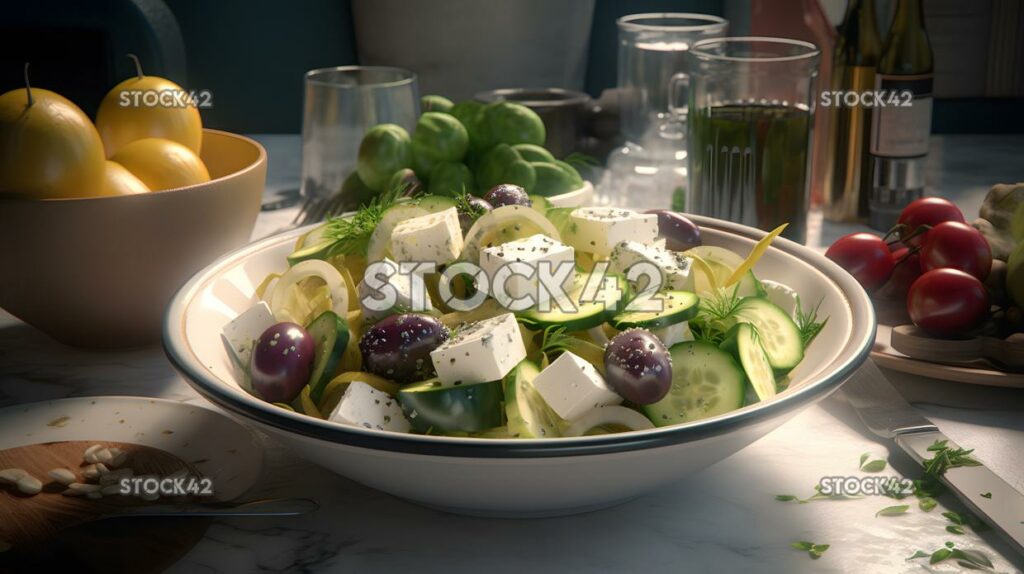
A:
842,360,1024,556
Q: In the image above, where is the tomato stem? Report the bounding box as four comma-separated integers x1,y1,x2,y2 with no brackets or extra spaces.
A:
23,62,33,107
127,53,144,79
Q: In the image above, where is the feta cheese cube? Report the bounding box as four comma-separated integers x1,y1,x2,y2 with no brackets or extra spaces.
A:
390,207,463,266
430,313,526,384
480,234,575,303
761,280,800,319
651,321,694,348
565,207,658,257
328,381,411,433
222,302,276,368
533,351,622,420
608,240,695,292
358,257,434,319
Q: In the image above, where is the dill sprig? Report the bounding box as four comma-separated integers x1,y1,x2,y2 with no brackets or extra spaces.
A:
795,296,828,347
539,325,573,356
323,185,407,256
699,284,744,323
452,187,486,218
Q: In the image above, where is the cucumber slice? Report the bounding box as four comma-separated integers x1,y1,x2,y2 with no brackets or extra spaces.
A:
562,406,655,436
642,341,745,426
544,207,575,238
504,360,562,438
415,195,459,213
720,323,776,401
366,204,430,262
609,290,699,330
306,310,351,403
732,297,804,372
529,195,552,215
518,273,627,332
397,378,503,434
287,224,335,265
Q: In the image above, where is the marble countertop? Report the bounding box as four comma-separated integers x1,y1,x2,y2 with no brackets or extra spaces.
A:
2,134,1023,573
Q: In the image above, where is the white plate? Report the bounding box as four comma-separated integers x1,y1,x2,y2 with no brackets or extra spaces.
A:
0,396,263,501
165,215,875,516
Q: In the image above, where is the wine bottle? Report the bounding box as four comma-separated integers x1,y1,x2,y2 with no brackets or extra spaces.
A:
868,0,934,231
823,0,880,222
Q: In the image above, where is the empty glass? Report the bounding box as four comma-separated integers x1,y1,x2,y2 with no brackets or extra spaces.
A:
300,66,419,201
599,13,728,209
686,37,820,243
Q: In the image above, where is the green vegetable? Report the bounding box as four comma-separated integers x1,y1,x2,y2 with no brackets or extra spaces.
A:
478,101,546,148
512,143,554,163
397,378,503,433
449,100,487,150
340,170,377,210
421,94,454,113
918,496,937,511
875,504,909,517
859,453,888,472
530,161,577,197
791,541,830,560
411,148,435,180
553,159,584,187
386,168,422,196
356,124,412,190
412,111,469,163
428,161,474,197
306,311,350,403
476,143,536,191
971,182,1024,260
1006,241,1024,307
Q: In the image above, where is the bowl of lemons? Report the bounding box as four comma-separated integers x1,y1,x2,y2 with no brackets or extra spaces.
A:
0,59,266,348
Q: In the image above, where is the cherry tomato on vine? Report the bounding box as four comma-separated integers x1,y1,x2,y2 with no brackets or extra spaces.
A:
919,221,992,280
874,247,923,302
896,197,965,247
825,233,895,291
907,268,990,336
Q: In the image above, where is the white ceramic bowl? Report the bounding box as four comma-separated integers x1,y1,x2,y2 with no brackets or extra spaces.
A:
164,215,875,517
547,180,593,208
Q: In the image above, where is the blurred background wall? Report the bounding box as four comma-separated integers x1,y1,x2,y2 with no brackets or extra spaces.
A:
1,0,1021,134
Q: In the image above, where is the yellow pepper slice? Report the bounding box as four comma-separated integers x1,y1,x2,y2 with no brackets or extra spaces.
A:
725,223,788,287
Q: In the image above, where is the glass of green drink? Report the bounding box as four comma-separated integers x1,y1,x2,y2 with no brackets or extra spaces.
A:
685,37,820,243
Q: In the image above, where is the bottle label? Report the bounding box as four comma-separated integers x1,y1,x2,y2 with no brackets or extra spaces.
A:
870,74,933,158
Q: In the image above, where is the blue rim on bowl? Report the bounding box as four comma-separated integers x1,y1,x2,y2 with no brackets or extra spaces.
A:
163,215,876,459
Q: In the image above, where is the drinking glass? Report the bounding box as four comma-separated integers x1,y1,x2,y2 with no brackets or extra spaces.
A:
599,13,727,209
686,37,820,243
300,66,419,201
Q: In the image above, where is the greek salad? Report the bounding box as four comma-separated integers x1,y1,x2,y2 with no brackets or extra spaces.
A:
221,185,827,438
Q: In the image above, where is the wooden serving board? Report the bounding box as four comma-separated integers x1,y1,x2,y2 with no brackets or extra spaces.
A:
872,324,1024,388
0,440,208,571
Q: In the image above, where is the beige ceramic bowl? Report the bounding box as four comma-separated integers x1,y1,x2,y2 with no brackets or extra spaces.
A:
0,129,266,348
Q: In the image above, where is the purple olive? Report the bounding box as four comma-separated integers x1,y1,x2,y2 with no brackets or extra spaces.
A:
250,322,316,404
359,313,450,383
645,209,702,251
484,184,532,208
603,329,672,405
458,196,493,233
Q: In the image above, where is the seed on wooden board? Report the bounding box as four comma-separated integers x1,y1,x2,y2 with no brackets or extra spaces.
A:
100,484,122,495
83,444,104,463
62,488,85,497
109,449,128,468
47,468,76,485
0,469,27,484
99,468,133,485
85,491,103,499
96,449,113,464
15,475,42,495
68,482,101,493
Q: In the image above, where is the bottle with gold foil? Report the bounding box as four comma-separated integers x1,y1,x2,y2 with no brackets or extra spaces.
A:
823,0,880,222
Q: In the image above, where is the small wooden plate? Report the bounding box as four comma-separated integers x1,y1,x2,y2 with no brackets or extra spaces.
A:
872,324,1024,388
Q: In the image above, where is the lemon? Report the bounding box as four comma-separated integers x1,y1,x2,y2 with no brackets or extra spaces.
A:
95,57,203,157
111,137,210,191
99,160,150,196
0,87,105,199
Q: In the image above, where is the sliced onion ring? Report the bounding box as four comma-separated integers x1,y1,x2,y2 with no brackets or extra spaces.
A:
563,406,655,436
461,205,561,263
269,260,349,321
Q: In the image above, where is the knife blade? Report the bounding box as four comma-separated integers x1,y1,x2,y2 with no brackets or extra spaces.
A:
842,360,1024,557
